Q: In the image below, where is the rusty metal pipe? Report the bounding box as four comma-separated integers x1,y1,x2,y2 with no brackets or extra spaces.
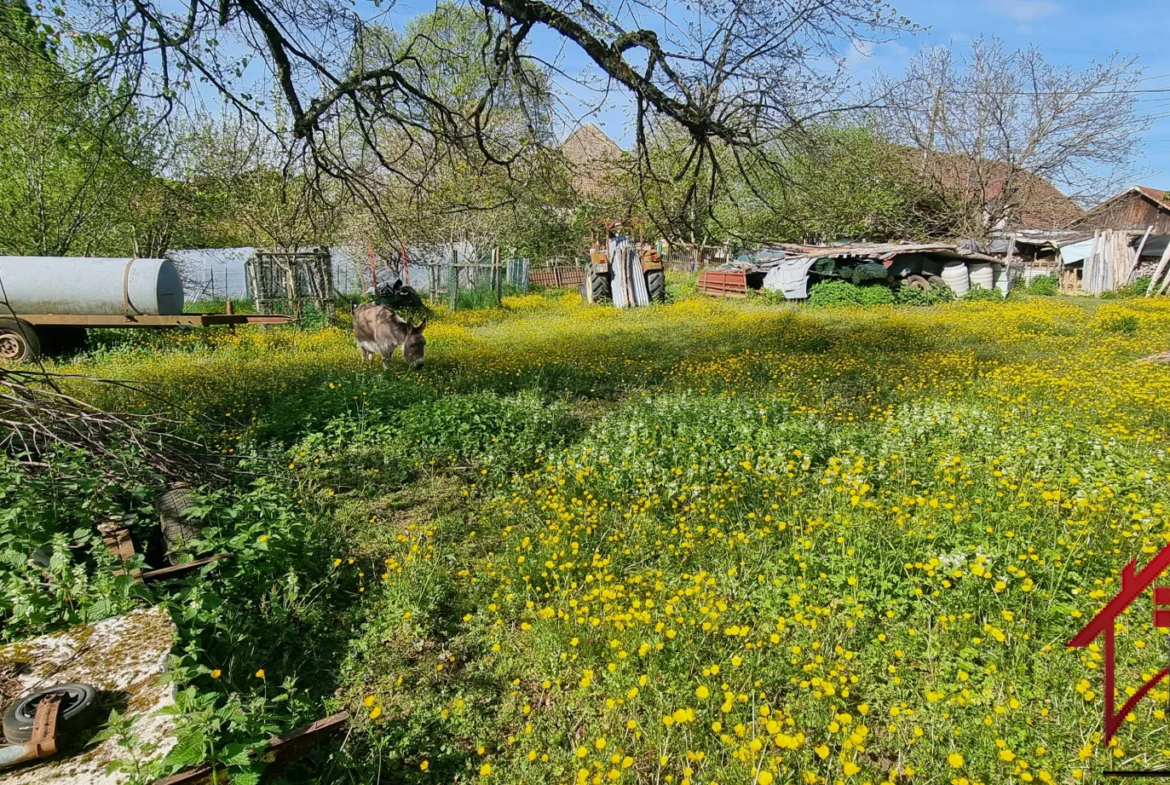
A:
0,693,61,769
0,740,46,768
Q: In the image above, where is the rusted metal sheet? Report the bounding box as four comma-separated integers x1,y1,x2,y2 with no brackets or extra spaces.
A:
698,270,749,298
0,608,179,785
775,242,1000,264
152,711,350,785
16,313,292,328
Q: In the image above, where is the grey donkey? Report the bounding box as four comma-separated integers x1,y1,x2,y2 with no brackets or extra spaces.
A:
353,303,427,369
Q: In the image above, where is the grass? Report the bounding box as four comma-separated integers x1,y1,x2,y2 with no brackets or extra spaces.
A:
4,283,1170,784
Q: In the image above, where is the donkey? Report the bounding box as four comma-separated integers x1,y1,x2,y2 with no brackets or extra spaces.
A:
353,303,427,369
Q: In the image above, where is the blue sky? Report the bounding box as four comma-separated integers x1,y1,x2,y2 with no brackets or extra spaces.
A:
537,0,1170,197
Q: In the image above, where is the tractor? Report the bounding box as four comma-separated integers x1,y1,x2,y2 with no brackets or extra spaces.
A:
580,219,666,304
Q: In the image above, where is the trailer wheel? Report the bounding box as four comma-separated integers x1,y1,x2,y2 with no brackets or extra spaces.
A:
3,683,99,743
646,269,666,303
0,318,41,363
903,275,932,292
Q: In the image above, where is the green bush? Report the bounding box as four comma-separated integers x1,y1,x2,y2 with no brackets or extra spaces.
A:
893,285,932,306
807,280,897,307
1104,275,1153,299
961,286,1004,302
806,280,861,307
855,283,895,305
1026,274,1058,296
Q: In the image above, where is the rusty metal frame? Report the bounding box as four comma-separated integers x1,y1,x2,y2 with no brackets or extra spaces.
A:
152,711,350,785
14,314,292,328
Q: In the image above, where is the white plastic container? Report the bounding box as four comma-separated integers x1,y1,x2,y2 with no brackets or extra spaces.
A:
993,264,1010,296
968,261,994,290
0,256,184,315
941,261,970,297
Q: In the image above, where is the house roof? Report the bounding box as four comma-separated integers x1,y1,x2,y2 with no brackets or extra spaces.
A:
1075,185,1170,222
911,151,1083,230
560,123,624,199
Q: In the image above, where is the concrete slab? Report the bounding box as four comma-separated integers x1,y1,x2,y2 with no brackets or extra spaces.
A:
0,607,178,784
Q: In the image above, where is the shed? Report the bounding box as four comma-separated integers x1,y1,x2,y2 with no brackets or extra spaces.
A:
1072,186,1170,234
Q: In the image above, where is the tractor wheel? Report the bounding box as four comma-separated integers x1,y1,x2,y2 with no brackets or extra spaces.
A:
0,318,41,363
903,274,932,292
646,269,666,303
580,272,611,303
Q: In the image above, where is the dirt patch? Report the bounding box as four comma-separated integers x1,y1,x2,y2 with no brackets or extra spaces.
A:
1137,350,1170,363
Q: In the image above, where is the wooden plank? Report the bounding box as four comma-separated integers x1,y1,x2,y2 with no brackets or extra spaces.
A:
1129,226,1153,284
153,712,350,785
140,553,234,583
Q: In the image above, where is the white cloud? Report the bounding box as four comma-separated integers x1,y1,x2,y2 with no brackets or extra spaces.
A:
987,0,1062,22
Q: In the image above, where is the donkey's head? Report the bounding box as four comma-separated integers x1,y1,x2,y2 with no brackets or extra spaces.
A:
403,318,427,369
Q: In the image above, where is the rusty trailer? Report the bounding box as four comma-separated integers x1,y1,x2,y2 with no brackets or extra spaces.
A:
697,269,750,298
0,312,292,363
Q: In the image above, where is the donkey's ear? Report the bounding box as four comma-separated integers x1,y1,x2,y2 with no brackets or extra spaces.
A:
416,318,427,332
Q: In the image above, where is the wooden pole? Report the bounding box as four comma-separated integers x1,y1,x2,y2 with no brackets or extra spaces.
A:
1146,240,1170,296
448,248,458,311
494,247,503,306
1129,226,1153,284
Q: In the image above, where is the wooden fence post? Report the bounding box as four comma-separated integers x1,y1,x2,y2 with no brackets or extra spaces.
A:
494,247,503,306
448,248,458,311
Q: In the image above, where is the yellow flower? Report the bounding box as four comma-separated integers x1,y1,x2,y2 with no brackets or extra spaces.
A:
815,744,830,759
696,685,710,699
369,706,382,719
363,695,375,707
480,763,491,776
255,669,265,679
758,772,774,785
258,534,269,543
209,669,221,679
843,761,860,776
420,760,429,771
948,752,965,768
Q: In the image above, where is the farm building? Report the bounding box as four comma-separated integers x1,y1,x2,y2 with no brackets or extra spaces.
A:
1071,185,1170,234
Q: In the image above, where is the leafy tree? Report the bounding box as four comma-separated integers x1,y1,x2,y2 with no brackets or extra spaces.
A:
0,10,161,256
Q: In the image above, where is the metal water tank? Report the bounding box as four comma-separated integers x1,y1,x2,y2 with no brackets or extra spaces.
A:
0,257,185,315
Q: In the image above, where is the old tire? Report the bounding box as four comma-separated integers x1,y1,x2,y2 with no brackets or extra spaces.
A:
0,319,40,363
3,683,99,743
158,483,203,563
580,272,611,303
903,274,932,292
927,275,947,291
646,269,666,303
